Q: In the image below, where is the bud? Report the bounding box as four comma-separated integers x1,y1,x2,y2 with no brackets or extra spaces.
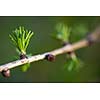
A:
87,35,95,46
62,42,70,46
1,67,10,78
20,54,27,59
45,54,55,62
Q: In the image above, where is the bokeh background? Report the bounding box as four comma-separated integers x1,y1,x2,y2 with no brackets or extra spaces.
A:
0,16,100,82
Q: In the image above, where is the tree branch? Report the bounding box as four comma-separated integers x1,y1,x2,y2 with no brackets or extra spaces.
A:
0,27,100,72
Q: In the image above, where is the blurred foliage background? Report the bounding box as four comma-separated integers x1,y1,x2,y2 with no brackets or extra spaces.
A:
0,16,100,82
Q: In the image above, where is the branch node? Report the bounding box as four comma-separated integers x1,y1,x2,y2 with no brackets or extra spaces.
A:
45,54,55,62
62,42,70,46
86,34,95,46
64,43,74,54
1,67,10,78
20,54,28,59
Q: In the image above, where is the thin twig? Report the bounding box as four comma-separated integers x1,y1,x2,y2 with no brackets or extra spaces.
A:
0,27,100,72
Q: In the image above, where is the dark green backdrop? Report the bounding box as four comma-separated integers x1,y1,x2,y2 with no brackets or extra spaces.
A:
0,16,100,82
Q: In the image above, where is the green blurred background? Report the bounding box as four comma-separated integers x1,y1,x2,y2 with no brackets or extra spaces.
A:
0,16,100,82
